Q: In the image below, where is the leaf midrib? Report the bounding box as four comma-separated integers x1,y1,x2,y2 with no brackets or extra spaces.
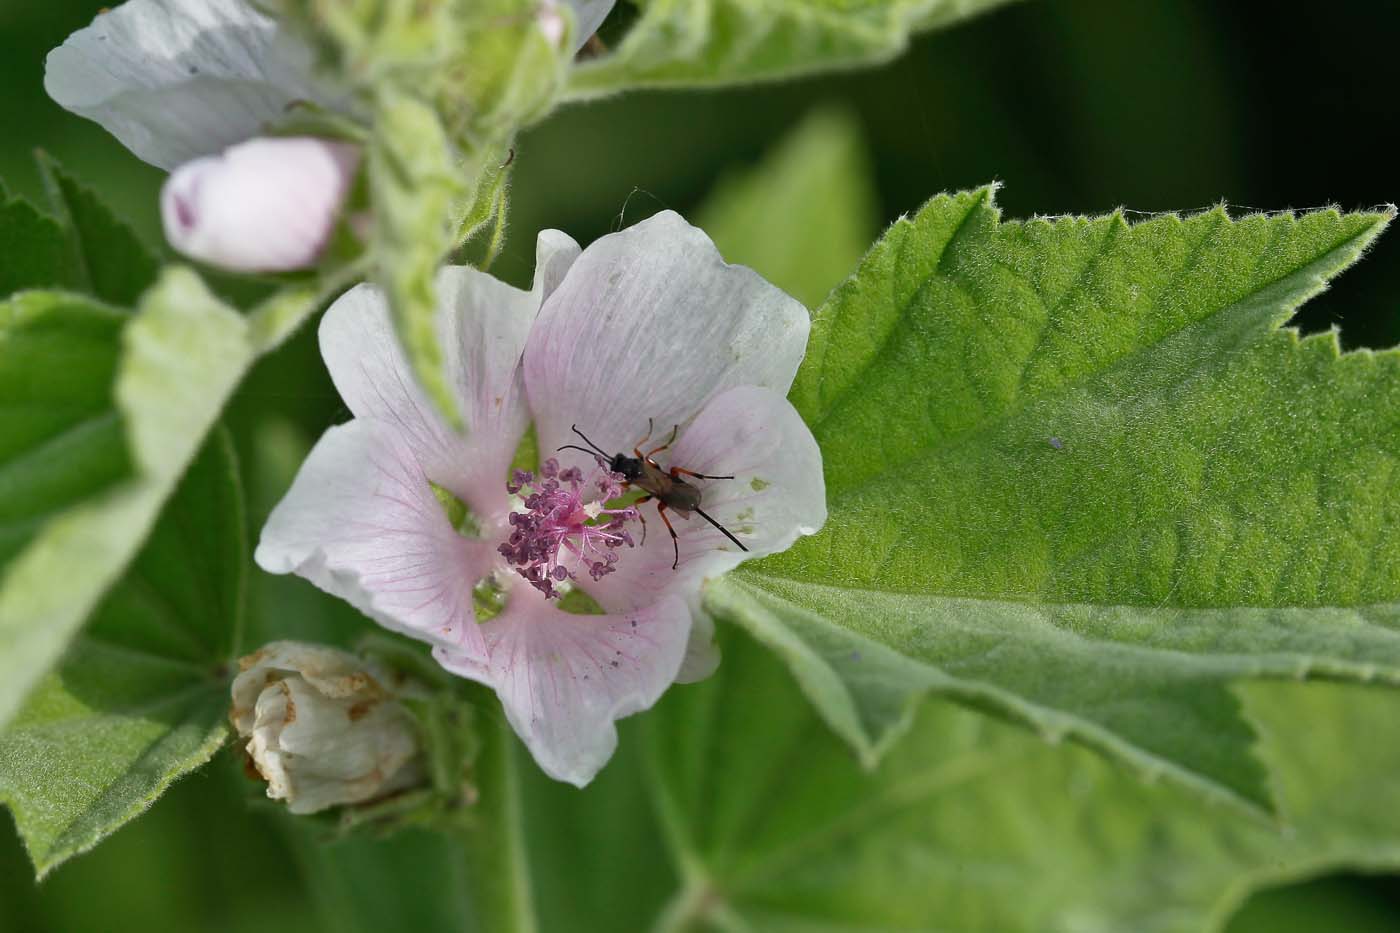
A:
717,572,1279,811
738,570,1400,663
743,560,1400,614
0,410,121,476
5,678,217,731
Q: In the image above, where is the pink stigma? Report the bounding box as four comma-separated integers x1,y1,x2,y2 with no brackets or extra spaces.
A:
498,457,638,599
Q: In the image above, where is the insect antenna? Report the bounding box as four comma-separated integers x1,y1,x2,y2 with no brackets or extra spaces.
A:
556,445,606,459
693,507,749,552
562,424,611,458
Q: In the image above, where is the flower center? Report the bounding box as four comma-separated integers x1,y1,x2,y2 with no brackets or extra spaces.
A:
497,458,638,599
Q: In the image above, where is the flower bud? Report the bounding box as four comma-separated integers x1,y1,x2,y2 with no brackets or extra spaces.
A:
230,641,422,815
161,136,359,273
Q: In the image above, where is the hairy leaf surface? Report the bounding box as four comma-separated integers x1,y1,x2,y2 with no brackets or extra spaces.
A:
569,0,1018,95
0,431,242,877
704,186,1400,811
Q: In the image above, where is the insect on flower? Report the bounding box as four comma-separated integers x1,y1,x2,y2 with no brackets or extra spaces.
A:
257,212,827,786
559,421,751,570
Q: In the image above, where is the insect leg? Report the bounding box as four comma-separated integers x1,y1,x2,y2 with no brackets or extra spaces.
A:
645,424,680,459
670,466,735,481
633,494,652,547
694,507,749,553
657,502,681,570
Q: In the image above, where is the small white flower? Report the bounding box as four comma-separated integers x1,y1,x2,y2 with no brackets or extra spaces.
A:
45,0,359,271
45,0,617,272
44,0,616,171
230,641,423,815
256,212,826,786
44,0,349,172
160,136,360,272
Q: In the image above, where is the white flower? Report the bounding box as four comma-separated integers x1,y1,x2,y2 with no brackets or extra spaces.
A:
161,136,360,272
255,212,826,786
44,0,349,172
43,0,616,172
44,0,616,272
230,641,423,815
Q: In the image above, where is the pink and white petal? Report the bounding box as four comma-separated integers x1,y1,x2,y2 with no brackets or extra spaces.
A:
435,591,690,787
161,136,358,272
532,229,583,302
582,385,826,615
667,385,827,554
255,419,490,661
675,611,721,684
523,211,810,475
44,0,347,170
319,231,580,517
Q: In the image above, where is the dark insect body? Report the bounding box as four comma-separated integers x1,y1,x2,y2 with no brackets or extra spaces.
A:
560,422,750,570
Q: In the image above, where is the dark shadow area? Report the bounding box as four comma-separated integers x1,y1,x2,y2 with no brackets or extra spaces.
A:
1229,874,1400,933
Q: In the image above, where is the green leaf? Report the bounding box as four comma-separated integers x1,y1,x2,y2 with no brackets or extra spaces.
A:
288,826,473,933
706,187,1400,811
0,430,243,878
521,720,677,933
639,628,1400,933
568,0,1019,96
0,269,254,731
0,187,73,296
695,107,878,309
0,293,131,568
36,154,160,307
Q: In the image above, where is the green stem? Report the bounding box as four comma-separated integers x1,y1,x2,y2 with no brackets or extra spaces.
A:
652,879,711,933
645,723,724,933
463,704,538,933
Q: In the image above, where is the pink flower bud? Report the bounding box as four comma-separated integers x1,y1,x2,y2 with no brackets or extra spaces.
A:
160,136,359,273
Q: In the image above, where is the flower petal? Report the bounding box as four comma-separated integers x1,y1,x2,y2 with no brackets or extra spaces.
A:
582,386,827,616
434,591,690,786
563,0,616,51
255,419,490,659
675,610,721,684
44,0,345,170
234,644,423,815
161,136,358,272
319,231,581,517
523,211,810,474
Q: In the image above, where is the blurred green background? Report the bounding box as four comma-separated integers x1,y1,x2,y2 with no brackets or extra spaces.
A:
3,1,1398,930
